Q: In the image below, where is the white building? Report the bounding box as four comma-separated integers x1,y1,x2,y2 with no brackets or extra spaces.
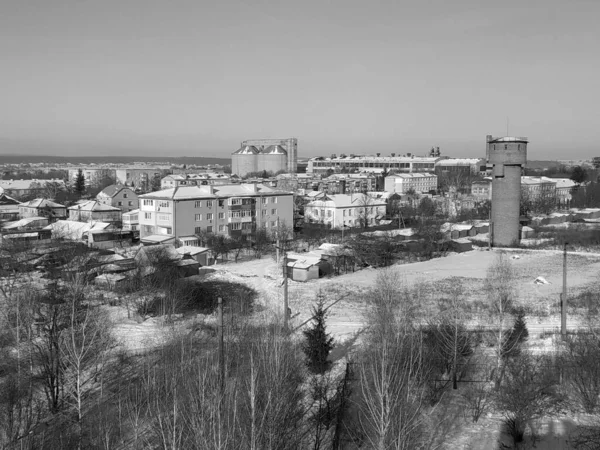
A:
304,193,387,228
308,155,439,175
138,183,294,242
384,173,438,194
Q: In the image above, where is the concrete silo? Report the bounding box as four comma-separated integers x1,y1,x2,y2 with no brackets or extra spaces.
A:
486,135,528,247
262,145,288,174
232,145,259,177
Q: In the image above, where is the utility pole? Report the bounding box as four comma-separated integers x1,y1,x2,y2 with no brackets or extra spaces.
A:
561,243,567,340
276,217,280,263
218,297,225,394
283,252,289,330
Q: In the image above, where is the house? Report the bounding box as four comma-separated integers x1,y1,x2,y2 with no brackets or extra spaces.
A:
1,229,52,247
94,273,128,290
134,244,181,269
115,167,171,190
45,220,114,241
440,223,476,239
138,183,294,242
85,229,134,250
18,198,67,221
2,217,49,231
471,179,492,200
175,259,201,277
96,184,139,212
68,201,122,225
304,193,387,229
0,192,21,222
384,173,438,194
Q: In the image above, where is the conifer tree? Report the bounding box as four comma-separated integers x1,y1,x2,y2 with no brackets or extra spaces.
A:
502,312,529,359
74,169,86,196
303,293,334,374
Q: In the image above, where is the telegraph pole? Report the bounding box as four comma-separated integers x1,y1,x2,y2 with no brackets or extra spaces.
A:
276,217,280,263
218,297,225,394
561,243,567,340
283,252,289,330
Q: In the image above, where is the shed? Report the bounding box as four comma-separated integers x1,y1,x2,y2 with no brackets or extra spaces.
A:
94,274,127,290
520,226,535,239
140,234,176,246
449,238,473,253
286,252,322,282
176,246,210,266
474,222,489,234
175,259,201,277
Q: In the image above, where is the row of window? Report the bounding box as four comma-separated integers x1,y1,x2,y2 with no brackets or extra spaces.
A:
143,197,281,209
191,221,281,235
145,209,280,223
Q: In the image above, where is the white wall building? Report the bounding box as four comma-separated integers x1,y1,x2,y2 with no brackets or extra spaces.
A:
384,173,438,194
304,193,387,229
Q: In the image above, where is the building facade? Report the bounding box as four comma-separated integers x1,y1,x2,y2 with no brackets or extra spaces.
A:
304,193,387,229
68,201,122,224
384,173,438,194
160,173,233,189
138,184,294,241
18,199,67,221
96,184,139,212
307,155,439,175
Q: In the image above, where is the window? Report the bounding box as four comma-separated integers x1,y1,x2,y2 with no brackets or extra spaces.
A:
218,199,225,207
195,201,202,208
195,214,202,221
123,193,128,198
158,201,170,208
143,199,153,207
271,221,277,228
218,224,225,232
327,210,332,217
128,201,133,206
271,197,277,204
207,213,213,220
207,200,213,208
218,212,224,219
262,209,267,216
207,226,213,233
144,212,152,220
271,208,277,215
195,226,202,234
231,198,242,205
231,222,241,230
262,197,268,204
157,214,170,222
117,201,122,206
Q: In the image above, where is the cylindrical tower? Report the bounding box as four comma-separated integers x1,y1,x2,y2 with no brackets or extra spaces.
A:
263,145,287,174
487,135,528,247
231,145,259,177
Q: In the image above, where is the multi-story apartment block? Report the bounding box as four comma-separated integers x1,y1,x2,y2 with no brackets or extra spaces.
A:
115,167,171,190
384,173,438,194
308,155,439,175
96,184,139,212
138,183,294,242
160,173,233,189
304,193,387,229
320,173,377,194
520,176,557,200
434,158,486,176
67,169,116,187
471,179,492,200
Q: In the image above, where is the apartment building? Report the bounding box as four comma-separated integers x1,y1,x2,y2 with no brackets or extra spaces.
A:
138,183,294,242
384,173,438,194
115,168,171,189
304,193,387,229
160,173,233,189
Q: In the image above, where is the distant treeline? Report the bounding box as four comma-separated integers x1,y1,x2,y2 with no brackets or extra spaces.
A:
0,154,231,166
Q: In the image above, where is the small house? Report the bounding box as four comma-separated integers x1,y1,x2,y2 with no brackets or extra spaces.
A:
449,238,473,253
176,246,210,266
286,252,323,282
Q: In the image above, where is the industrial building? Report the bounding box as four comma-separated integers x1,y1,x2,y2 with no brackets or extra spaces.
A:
486,135,528,247
231,138,298,177
307,154,440,175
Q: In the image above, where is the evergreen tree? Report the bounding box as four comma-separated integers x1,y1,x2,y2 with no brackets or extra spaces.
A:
502,312,529,359
74,169,86,195
303,293,335,374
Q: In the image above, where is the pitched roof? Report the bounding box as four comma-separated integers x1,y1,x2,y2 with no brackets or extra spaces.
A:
2,217,49,229
44,220,113,240
19,198,66,209
67,200,121,212
98,184,134,198
0,193,21,206
139,183,289,201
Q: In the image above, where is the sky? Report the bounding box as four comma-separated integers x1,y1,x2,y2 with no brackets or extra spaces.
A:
1,0,599,160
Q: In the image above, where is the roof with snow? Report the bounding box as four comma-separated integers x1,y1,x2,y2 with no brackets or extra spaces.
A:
97,184,135,198
44,220,113,240
306,193,387,209
67,200,121,212
19,198,66,209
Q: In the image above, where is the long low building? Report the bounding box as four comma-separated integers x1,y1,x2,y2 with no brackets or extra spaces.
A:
304,193,387,229
384,173,438,194
308,155,440,175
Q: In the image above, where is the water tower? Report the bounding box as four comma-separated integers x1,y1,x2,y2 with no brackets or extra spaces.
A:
486,135,528,247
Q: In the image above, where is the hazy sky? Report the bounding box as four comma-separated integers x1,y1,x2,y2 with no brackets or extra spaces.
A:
1,0,599,159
